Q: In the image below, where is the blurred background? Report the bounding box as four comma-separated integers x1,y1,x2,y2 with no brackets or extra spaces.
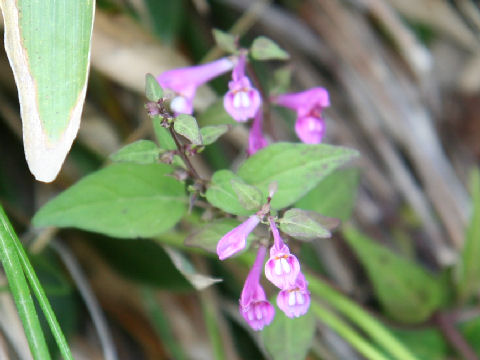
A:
1,0,480,359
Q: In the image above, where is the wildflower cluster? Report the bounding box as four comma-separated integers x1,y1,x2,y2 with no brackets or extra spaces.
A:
216,188,310,331
156,44,329,154
151,32,348,332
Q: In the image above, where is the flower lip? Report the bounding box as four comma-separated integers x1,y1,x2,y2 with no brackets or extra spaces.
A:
216,215,260,260
223,54,262,122
295,115,325,144
264,218,300,289
276,273,311,318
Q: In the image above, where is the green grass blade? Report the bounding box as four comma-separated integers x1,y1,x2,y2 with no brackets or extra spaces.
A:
307,274,418,360
13,238,73,360
0,206,51,360
311,302,390,360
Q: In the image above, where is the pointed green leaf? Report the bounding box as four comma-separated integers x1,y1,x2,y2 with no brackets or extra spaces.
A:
153,117,177,150
200,125,230,146
231,179,263,211
296,168,359,221
279,208,331,241
237,143,359,210
391,327,448,360
33,163,187,238
343,226,445,323
0,0,95,182
212,29,237,54
251,36,289,61
262,306,315,360
205,170,252,216
110,140,161,165
174,114,203,145
145,73,164,101
185,218,242,253
456,168,480,301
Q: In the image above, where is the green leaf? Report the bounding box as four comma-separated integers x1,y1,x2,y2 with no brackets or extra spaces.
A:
212,29,237,53
153,118,176,150
231,179,263,211
250,36,289,61
206,170,252,216
185,218,242,253
1,0,95,182
456,168,480,302
33,163,187,238
200,125,230,146
391,327,449,360
237,143,359,210
296,168,359,221
110,140,161,165
262,306,315,360
279,208,331,241
460,316,480,356
343,226,445,324
269,66,292,94
0,206,52,359
174,114,203,145
145,73,164,101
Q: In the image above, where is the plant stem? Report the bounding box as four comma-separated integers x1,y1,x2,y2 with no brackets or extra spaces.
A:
168,127,202,181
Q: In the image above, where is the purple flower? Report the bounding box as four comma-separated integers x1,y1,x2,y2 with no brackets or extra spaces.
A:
248,110,268,155
240,246,275,331
272,87,330,144
224,54,262,122
157,57,234,114
264,218,300,289
217,215,260,260
276,272,310,318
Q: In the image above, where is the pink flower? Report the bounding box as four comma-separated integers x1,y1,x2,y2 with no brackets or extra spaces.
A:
272,87,330,144
247,110,268,155
217,215,260,260
157,57,234,114
240,246,275,331
276,272,310,318
224,54,262,122
264,218,300,289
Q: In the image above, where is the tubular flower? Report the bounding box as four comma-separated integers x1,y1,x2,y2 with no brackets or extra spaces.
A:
223,54,262,122
157,57,234,114
217,215,260,260
247,110,268,155
272,87,330,144
276,272,311,318
240,246,275,331
264,218,300,289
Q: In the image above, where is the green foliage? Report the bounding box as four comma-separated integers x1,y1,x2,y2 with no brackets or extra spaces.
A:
262,306,316,360
200,125,229,146
238,143,359,210
460,316,480,356
279,208,331,240
206,170,253,216
296,168,359,220
212,29,237,53
174,114,203,145
110,140,161,164
33,163,187,238
145,73,163,101
153,118,177,150
343,227,445,323
250,36,289,61
185,218,243,253
197,99,237,127
391,327,449,360
456,168,480,302
231,179,263,211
